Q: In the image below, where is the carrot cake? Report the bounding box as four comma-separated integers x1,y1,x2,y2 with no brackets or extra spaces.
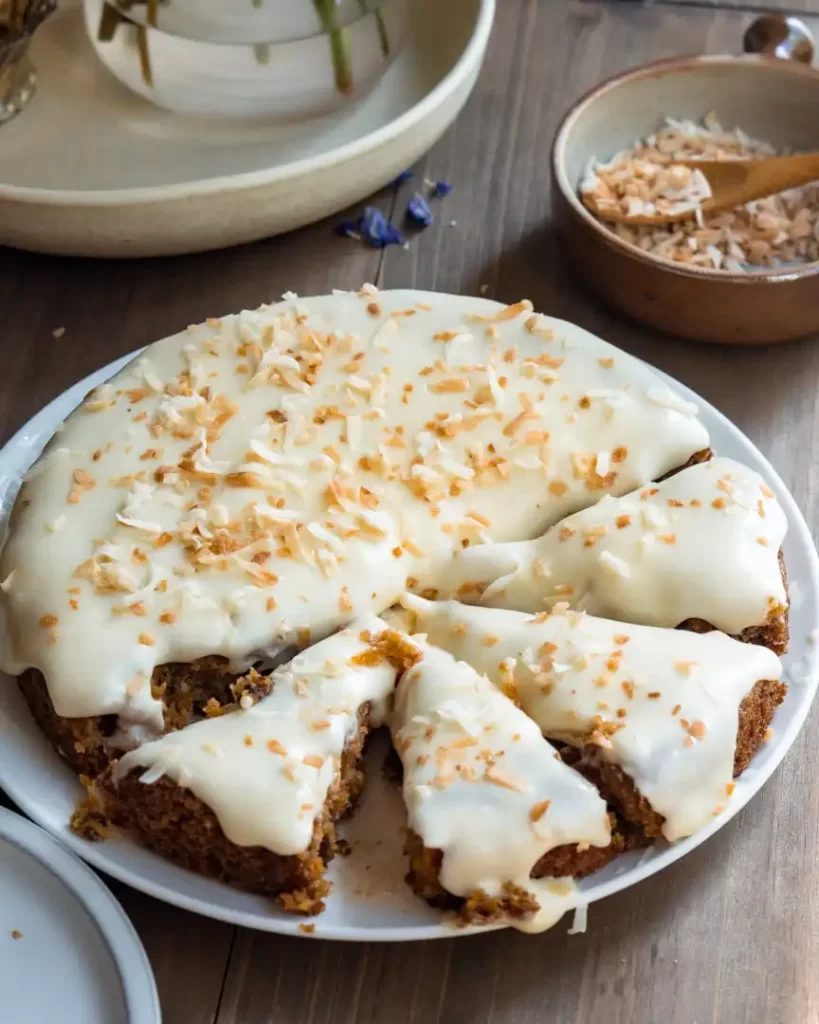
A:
0,287,709,766
390,640,611,932
101,618,418,913
401,596,785,841
436,456,789,653
1,287,791,931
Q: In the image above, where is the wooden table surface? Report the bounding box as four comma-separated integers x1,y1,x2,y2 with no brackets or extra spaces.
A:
3,2,819,1022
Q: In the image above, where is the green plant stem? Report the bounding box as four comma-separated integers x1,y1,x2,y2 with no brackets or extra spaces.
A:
357,0,389,58
100,2,153,88
97,1,124,42
135,23,153,86
373,9,388,58
313,0,353,95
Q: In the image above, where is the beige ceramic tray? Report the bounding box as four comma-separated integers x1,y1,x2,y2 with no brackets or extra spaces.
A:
0,0,494,257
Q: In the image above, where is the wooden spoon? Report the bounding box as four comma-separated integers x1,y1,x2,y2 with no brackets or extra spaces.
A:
582,151,819,226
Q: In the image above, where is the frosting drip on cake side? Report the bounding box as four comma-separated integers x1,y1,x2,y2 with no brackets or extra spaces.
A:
437,456,788,634
391,640,611,933
403,596,783,841
115,617,403,855
0,288,708,729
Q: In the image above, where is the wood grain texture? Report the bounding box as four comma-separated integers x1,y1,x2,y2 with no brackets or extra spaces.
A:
114,885,236,1024
2,1,819,1023
645,0,819,17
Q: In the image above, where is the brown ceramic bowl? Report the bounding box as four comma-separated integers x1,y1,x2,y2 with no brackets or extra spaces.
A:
551,18,819,345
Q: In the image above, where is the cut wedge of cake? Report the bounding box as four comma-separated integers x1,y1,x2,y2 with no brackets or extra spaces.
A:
402,596,785,842
391,641,611,932
435,456,788,653
99,618,419,913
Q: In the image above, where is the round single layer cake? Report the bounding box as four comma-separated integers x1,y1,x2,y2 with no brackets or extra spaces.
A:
0,287,789,931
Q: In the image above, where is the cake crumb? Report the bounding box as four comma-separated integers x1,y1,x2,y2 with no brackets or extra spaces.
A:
567,904,587,935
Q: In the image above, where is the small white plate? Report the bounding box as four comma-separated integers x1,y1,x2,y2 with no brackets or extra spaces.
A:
0,350,817,942
0,807,160,1023
0,0,493,257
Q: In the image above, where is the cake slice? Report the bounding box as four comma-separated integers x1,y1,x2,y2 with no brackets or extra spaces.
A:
436,457,788,653
402,597,785,842
100,617,419,913
391,641,611,932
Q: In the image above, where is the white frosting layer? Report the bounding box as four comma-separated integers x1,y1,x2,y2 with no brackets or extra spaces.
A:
437,456,788,635
115,617,398,855
403,597,783,841
391,641,610,933
0,288,708,727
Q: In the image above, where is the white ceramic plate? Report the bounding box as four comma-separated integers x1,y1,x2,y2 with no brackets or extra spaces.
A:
0,0,493,258
0,350,817,942
0,807,160,1023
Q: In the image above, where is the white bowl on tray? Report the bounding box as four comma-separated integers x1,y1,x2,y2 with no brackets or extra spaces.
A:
83,0,409,119
0,0,494,256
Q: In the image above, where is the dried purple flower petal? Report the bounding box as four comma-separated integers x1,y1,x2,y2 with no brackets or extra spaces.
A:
335,220,361,239
391,170,414,186
431,180,453,198
406,193,434,228
358,206,405,248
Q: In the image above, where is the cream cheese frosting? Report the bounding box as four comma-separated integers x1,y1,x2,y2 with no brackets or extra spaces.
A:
114,616,399,855
391,640,610,933
436,456,788,635
402,596,783,841
0,287,708,732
